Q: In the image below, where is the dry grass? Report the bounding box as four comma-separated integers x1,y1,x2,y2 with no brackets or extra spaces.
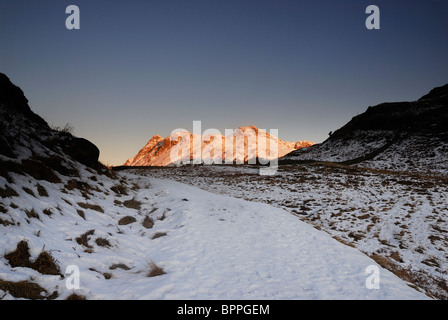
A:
20,159,62,183
0,217,13,226
111,184,128,196
370,253,448,299
66,293,87,300
118,216,137,225
25,208,40,220
42,208,54,216
4,240,61,276
0,185,18,198
89,268,112,280
95,237,111,247
109,263,131,271
103,273,112,280
77,209,86,220
32,251,62,276
62,198,73,205
0,278,57,300
22,187,35,197
77,202,104,213
151,232,167,240
158,211,167,221
147,262,166,277
122,198,142,210
5,240,31,268
76,229,95,248
142,216,154,229
65,179,101,197
37,184,49,197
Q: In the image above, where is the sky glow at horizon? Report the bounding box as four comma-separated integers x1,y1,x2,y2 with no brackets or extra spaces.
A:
1,0,447,165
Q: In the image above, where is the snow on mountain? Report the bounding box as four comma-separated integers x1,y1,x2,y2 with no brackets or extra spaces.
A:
124,125,315,167
0,72,429,300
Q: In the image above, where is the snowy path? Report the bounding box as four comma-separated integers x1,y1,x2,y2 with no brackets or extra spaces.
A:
0,170,429,300
89,176,427,300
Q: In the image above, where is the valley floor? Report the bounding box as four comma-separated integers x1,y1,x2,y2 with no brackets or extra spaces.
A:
0,162,431,300
127,163,448,299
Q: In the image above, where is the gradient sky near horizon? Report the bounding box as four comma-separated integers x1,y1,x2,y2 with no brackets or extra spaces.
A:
1,0,447,165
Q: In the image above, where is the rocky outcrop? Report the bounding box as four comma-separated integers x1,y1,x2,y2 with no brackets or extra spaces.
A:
0,73,47,127
0,73,100,169
60,137,100,168
281,83,448,176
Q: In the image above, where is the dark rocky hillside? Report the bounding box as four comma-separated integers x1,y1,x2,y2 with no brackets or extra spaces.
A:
0,73,102,172
282,84,448,176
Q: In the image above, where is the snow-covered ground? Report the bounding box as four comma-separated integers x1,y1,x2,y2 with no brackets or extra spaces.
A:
132,164,448,299
284,130,448,177
0,98,433,300
0,164,429,300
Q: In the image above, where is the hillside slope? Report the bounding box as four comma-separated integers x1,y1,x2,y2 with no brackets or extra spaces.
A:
282,84,448,176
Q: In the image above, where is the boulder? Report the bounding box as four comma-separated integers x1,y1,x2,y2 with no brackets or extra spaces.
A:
62,137,100,168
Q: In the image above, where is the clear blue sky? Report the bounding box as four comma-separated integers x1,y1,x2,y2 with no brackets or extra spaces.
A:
1,0,447,165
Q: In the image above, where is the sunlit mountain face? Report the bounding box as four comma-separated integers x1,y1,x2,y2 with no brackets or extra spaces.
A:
124,125,315,167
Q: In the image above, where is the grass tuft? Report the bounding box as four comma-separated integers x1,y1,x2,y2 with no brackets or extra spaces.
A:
151,232,167,240
147,262,166,277
95,237,111,247
4,240,31,268
142,216,154,229
122,198,142,210
0,185,18,198
4,240,61,276
109,263,131,271
0,278,56,300
37,184,49,197
76,229,95,248
22,187,35,197
111,184,128,196
77,202,104,213
32,251,61,276
66,293,87,300
118,216,137,225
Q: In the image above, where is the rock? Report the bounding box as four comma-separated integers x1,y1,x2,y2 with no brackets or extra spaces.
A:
61,137,100,168
0,73,47,126
0,73,100,168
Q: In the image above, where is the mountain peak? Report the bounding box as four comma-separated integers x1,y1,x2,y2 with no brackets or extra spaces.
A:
238,125,259,132
150,134,164,140
125,126,314,167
